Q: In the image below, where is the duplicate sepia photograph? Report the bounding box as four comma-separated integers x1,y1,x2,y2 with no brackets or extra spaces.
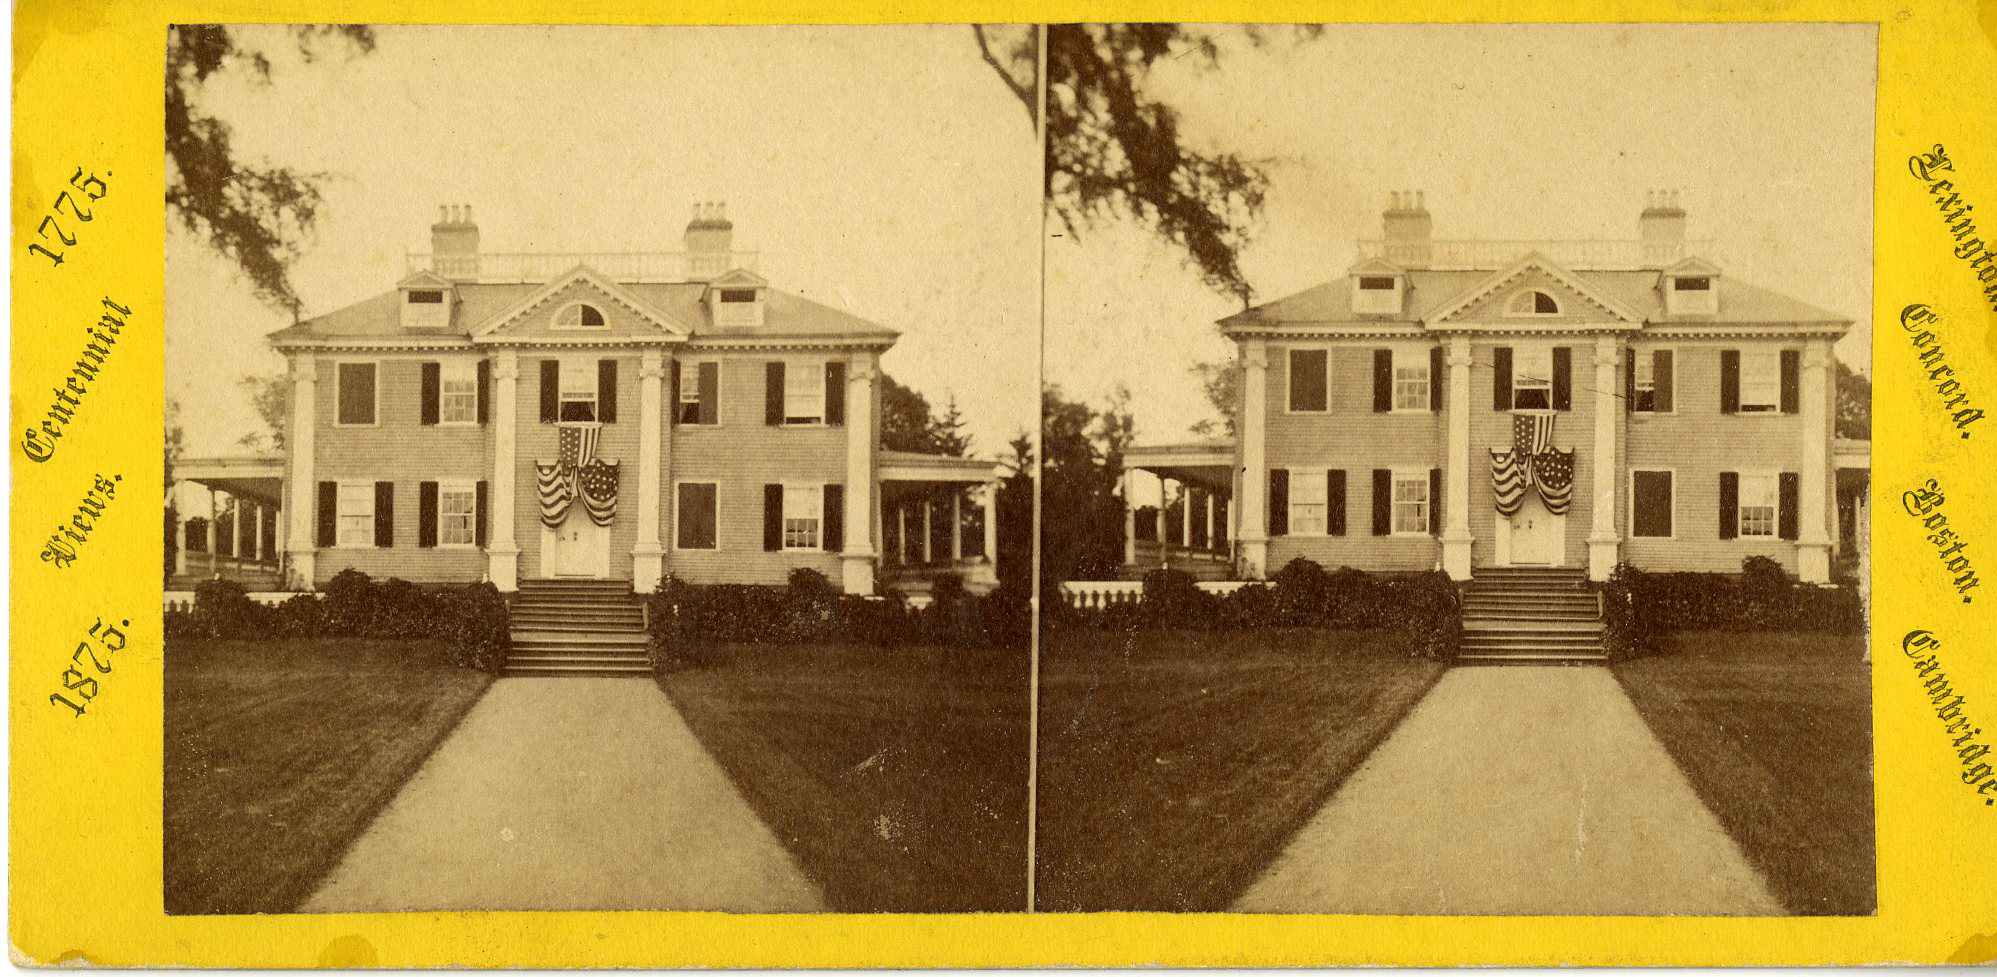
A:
1036,23,1876,915
162,23,1040,914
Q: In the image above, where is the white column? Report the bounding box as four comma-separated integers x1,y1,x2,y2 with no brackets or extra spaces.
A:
1181,483,1194,555
1237,339,1270,578
632,350,666,592
982,480,998,568
1797,339,1833,582
951,491,964,561
841,354,877,595
1157,476,1172,569
173,489,188,575
206,488,219,578
488,350,521,591
922,500,933,564
246,501,260,564
1205,489,1216,554
1121,468,1137,566
1442,336,1474,580
284,356,317,587
1587,335,1622,581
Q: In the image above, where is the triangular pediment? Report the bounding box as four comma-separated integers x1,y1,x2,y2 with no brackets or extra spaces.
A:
706,266,769,289
396,269,456,291
470,265,692,341
1663,256,1722,277
1347,256,1405,276
1424,251,1645,326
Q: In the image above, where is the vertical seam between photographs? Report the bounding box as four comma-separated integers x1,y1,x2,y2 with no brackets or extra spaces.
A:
1026,20,1049,914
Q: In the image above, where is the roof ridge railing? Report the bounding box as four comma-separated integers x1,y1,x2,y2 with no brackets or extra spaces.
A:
405,250,760,284
1356,238,1717,271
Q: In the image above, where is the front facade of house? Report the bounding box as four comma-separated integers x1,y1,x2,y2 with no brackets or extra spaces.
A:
1125,192,1860,585
253,205,997,596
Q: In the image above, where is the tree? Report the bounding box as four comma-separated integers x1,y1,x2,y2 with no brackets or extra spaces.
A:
1835,360,1871,440
166,24,375,317
1188,358,1240,437
1039,384,1136,586
993,431,1036,594
933,394,973,457
879,372,972,456
238,373,290,452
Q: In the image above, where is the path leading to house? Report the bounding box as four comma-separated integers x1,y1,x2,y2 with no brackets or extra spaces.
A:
1233,666,1782,915
301,677,825,912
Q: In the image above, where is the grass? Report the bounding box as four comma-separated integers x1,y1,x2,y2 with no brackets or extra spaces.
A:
164,638,494,915
1034,628,1447,911
1613,630,1875,915
658,642,1030,912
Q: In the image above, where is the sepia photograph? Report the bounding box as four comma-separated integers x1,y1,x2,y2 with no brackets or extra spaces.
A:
161,23,1040,914
1035,23,1876,915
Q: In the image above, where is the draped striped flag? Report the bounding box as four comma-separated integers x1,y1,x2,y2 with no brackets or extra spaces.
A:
1490,412,1574,516
538,423,619,527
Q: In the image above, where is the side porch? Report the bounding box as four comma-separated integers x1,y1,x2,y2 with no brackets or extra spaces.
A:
169,454,290,591
1116,439,1237,581
878,451,1002,604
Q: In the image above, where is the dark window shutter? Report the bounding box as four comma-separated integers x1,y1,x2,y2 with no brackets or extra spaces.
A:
1720,350,1741,414
1779,472,1801,540
420,362,440,425
1654,349,1674,413
1719,471,1739,539
1624,349,1637,412
1552,346,1573,411
763,483,783,550
1372,349,1392,412
765,362,785,426
826,361,846,426
418,481,439,548
476,359,490,424
1429,468,1442,535
1372,469,1391,536
1493,346,1513,411
1429,345,1444,411
475,480,489,547
1779,349,1801,413
316,481,336,547
669,360,682,426
698,362,719,425
1267,469,1288,537
824,484,845,551
539,359,559,423
374,481,395,548
1327,469,1346,536
597,359,618,423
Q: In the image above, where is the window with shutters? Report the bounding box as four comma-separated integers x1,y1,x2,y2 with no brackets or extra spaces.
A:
1392,348,1430,411
1631,470,1674,538
1507,289,1560,316
782,484,822,549
1391,471,1430,535
678,360,713,424
675,482,718,550
439,361,478,424
1288,469,1328,535
1512,345,1553,410
1738,472,1778,537
1287,348,1328,412
553,302,607,329
1739,350,1780,412
439,481,477,546
558,358,597,422
335,362,378,426
336,482,375,547
785,361,825,425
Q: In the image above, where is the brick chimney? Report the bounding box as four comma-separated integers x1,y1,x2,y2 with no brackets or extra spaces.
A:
429,204,479,278
684,201,734,254
1639,189,1686,241
1382,190,1432,267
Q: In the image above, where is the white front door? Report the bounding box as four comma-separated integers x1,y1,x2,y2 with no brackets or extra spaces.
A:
1506,493,1563,566
547,515,609,578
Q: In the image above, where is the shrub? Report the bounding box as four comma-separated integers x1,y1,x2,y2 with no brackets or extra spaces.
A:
435,582,511,672
167,569,510,673
1600,557,1865,660
188,578,267,639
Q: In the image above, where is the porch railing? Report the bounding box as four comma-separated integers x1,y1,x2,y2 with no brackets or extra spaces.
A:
1061,579,1253,611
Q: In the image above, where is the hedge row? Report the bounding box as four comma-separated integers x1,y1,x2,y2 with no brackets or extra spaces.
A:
1052,559,1462,660
644,569,1030,669
164,569,512,671
1600,556,1865,659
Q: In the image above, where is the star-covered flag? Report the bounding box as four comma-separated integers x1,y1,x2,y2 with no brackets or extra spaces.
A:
539,423,618,527
1490,412,1573,516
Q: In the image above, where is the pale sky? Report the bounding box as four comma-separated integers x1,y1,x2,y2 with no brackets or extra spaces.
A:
1046,22,1877,445
167,24,1040,458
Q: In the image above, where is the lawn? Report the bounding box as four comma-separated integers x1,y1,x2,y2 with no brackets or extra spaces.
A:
164,638,494,915
1034,628,1448,911
658,643,1030,912
1613,630,1875,915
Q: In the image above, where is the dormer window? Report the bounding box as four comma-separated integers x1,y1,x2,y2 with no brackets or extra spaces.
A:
554,302,607,329
1352,275,1403,314
1508,289,1561,316
398,277,454,330
1666,275,1719,314
407,290,445,304
713,287,764,327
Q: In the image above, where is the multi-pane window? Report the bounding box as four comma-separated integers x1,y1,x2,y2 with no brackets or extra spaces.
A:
336,362,377,425
678,362,704,424
676,483,718,550
1512,346,1553,410
558,358,597,422
440,361,478,424
1509,289,1560,315
1632,352,1656,412
1288,469,1328,535
1392,349,1430,411
336,483,375,547
1631,470,1673,538
439,484,477,545
554,302,606,328
785,362,825,424
782,485,822,549
1738,473,1778,537
1391,473,1430,535
1739,350,1780,412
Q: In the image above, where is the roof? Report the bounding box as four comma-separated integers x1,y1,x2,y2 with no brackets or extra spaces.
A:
269,276,899,346
1218,268,1851,331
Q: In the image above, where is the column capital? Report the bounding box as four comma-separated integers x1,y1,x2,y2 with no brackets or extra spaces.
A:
288,356,316,383
1241,337,1269,371
639,348,666,379
1594,334,1621,366
1447,334,1472,365
1804,339,1832,367
847,354,878,383
494,348,520,380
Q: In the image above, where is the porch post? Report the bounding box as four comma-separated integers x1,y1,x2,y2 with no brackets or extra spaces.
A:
1121,467,1137,566
488,350,521,591
206,488,219,578
246,500,261,564
922,499,933,564
951,491,964,561
1157,475,1171,569
1797,339,1833,583
632,349,666,592
1206,489,1216,554
284,356,317,587
841,353,878,595
1442,335,1474,580
173,488,188,575
1181,483,1194,555
983,480,998,568
897,504,909,565
1586,335,1622,581
1238,339,1270,578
